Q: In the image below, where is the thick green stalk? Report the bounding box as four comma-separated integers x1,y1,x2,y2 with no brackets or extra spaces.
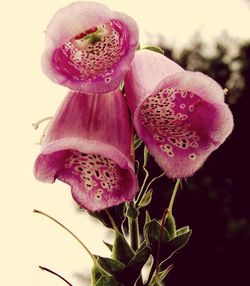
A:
128,216,139,251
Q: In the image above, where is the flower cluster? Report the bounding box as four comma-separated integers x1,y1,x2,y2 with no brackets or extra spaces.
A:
34,1,233,213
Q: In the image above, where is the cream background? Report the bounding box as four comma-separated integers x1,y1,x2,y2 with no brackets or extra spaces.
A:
0,0,249,285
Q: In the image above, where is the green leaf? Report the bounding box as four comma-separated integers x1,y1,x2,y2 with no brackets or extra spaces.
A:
114,241,151,286
94,275,122,286
166,230,192,255
149,264,173,285
144,219,171,248
91,264,106,285
103,241,113,252
126,204,139,219
112,232,134,265
164,212,176,239
138,189,153,209
145,211,151,225
143,46,164,54
176,226,190,236
143,220,190,268
126,242,151,275
97,256,125,275
159,230,192,267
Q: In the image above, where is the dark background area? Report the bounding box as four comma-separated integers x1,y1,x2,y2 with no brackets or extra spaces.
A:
144,37,250,286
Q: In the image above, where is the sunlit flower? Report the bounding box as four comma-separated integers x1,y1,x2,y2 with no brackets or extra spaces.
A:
34,90,138,211
124,50,234,178
42,1,139,94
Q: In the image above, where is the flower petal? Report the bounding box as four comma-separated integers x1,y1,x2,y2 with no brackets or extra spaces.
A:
124,49,184,114
34,90,138,211
42,1,139,94
124,50,234,178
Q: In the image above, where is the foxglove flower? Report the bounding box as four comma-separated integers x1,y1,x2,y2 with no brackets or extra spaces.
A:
124,50,233,178
34,90,138,211
42,1,139,94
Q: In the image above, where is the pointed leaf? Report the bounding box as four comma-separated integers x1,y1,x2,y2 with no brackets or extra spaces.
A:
97,256,125,275
145,211,151,225
176,226,190,236
138,189,153,209
149,264,173,285
127,243,151,274
164,212,176,239
103,241,113,252
94,275,122,286
114,241,151,286
91,264,106,285
143,46,164,54
159,230,192,267
112,232,134,264
144,219,171,248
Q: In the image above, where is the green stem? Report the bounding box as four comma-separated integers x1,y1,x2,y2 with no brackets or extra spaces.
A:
144,172,165,195
154,179,181,282
128,214,142,285
33,209,96,264
105,209,119,233
154,208,170,284
39,266,73,286
128,216,139,251
169,179,181,212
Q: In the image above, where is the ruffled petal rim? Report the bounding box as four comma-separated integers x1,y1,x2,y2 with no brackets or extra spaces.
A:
34,138,138,211
132,72,233,178
41,1,139,93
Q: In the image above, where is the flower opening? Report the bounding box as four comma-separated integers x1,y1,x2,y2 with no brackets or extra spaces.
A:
125,50,234,178
34,90,138,211
42,1,139,94
53,20,129,83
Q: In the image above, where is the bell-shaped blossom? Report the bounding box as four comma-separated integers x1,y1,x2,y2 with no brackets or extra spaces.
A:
124,50,234,178
42,1,139,94
34,90,138,211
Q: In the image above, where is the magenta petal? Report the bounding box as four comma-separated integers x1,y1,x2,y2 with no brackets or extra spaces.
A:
124,50,234,178
124,50,184,114
34,90,138,211
42,1,139,94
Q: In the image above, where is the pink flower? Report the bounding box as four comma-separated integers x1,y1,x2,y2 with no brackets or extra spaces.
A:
124,50,234,178
34,90,138,211
42,1,139,94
